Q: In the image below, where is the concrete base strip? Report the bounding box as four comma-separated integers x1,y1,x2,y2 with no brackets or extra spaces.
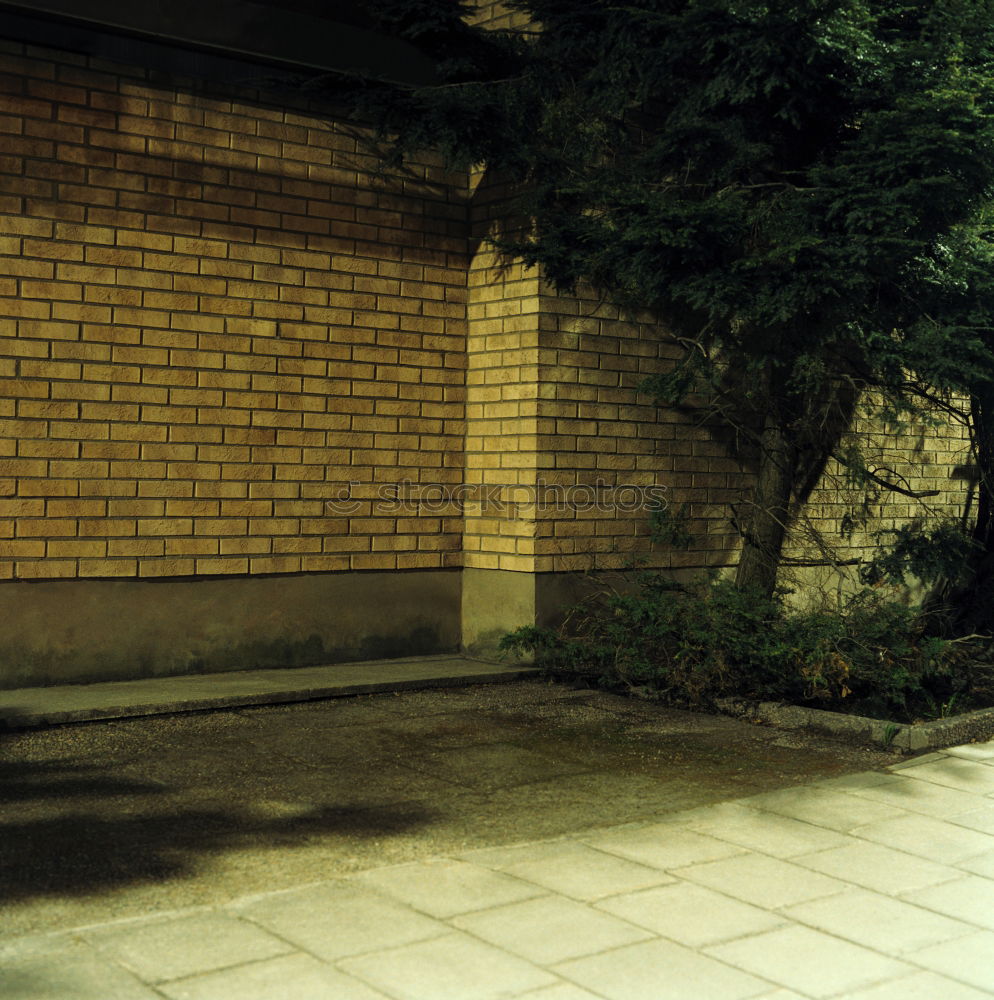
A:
717,696,994,751
0,655,539,728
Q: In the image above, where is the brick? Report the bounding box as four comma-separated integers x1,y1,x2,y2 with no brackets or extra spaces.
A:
17,519,76,537
137,481,192,498
248,555,301,573
139,557,195,577
18,359,80,380
108,499,165,517
132,514,194,537
193,518,247,536
0,214,53,237
18,479,79,498
16,558,76,578
14,439,70,464
78,558,137,577
0,457,47,476
107,538,166,557
51,382,110,401
47,499,107,517
195,481,248,499
0,536,45,557
0,498,44,517
195,557,248,574
301,554,350,571
165,500,219,517
46,537,108,560
78,518,136,537
219,537,270,555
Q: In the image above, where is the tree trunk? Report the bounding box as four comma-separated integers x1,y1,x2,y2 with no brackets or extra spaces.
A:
735,411,798,598
945,385,994,634
970,386,994,553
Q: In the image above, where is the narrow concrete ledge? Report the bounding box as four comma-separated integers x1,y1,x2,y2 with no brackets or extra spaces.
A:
0,655,539,729
716,696,994,751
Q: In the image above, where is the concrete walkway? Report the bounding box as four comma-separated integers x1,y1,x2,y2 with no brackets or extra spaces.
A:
4,740,994,999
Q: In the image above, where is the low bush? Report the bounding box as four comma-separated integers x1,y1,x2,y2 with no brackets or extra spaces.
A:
500,574,972,722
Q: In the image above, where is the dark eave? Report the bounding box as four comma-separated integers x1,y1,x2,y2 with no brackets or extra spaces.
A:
0,0,438,87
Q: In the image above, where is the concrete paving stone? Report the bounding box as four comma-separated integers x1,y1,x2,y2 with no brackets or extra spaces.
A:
737,787,911,832
580,823,745,870
808,771,895,791
0,931,77,964
230,880,448,961
947,803,994,835
339,931,557,1000
894,757,994,794
157,953,391,1000
637,800,740,827
469,840,677,901
945,742,994,763
851,813,994,864
782,887,975,954
888,752,950,770
704,924,912,998
458,838,570,870
82,911,295,983
844,774,985,817
672,851,848,909
912,930,994,992
841,970,994,1000
553,937,771,1000
792,842,962,895
353,859,545,918
451,894,653,965
956,850,994,879
513,984,607,1000
0,938,162,1000
902,874,994,930
681,802,850,858
595,882,786,947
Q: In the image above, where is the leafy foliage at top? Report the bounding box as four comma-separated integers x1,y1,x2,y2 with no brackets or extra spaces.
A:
356,0,994,406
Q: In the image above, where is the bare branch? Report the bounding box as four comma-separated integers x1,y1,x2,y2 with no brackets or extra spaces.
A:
830,454,941,498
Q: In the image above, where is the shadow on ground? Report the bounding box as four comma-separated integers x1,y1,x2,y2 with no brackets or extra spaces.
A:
1,680,902,935
0,755,434,900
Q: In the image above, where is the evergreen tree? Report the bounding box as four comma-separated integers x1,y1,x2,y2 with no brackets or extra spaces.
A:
352,0,994,597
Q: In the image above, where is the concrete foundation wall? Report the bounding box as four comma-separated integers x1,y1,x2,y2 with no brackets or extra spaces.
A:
0,569,460,688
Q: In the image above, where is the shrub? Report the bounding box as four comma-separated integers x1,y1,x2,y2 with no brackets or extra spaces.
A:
500,574,966,722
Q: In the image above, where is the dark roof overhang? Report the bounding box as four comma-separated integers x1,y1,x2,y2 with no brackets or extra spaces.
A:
0,0,438,89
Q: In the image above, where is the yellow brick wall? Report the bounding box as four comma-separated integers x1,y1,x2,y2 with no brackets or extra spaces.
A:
463,163,545,573
0,33,973,594
0,41,467,581
531,286,731,574
784,402,973,597
481,270,973,583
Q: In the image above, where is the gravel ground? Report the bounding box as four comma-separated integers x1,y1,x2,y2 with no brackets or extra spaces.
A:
0,679,903,937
